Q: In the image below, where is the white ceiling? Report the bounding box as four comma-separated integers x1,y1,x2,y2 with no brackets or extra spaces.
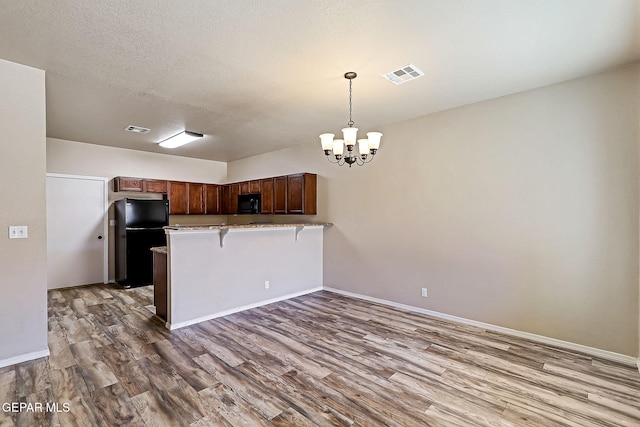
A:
1,0,638,162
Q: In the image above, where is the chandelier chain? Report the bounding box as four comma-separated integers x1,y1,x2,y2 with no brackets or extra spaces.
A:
347,78,354,127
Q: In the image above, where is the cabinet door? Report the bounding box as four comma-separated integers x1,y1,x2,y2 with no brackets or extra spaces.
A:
114,177,143,192
168,181,188,214
287,174,305,214
260,178,274,214
153,252,167,320
221,185,231,214
239,181,250,195
249,180,261,193
229,183,240,214
205,184,221,215
144,179,167,193
287,173,317,215
188,183,205,214
302,173,317,215
273,176,287,214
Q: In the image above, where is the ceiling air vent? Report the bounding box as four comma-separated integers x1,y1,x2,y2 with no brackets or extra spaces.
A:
124,125,150,134
383,64,424,85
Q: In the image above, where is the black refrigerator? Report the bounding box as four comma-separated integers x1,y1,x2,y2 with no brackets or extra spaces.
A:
115,198,169,288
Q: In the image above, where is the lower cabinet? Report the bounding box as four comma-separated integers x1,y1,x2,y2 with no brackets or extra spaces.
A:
153,250,167,321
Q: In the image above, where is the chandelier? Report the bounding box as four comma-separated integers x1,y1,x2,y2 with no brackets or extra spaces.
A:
319,72,382,167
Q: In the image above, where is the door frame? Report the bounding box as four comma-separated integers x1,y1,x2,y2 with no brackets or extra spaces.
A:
46,173,109,284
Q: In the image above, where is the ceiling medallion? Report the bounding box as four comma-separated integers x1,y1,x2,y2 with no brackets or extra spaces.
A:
319,72,382,167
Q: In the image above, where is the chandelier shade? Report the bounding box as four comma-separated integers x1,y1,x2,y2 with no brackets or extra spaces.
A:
320,72,382,167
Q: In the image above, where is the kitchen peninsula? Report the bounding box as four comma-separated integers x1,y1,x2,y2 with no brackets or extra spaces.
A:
156,223,330,329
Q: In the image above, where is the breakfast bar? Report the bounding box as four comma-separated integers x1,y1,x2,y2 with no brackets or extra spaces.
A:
157,223,330,329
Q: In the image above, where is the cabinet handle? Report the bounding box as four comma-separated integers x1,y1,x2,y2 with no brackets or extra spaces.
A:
98,235,103,240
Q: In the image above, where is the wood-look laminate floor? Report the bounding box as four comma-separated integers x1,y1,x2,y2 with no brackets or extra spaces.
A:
0,284,639,426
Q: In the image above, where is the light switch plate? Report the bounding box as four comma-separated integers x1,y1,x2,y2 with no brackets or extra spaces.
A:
9,226,28,239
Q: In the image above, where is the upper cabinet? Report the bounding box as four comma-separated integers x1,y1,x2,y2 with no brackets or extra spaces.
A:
113,172,317,216
114,177,167,193
287,173,317,215
188,183,205,215
113,176,144,192
238,180,260,195
273,176,288,214
144,179,167,193
229,183,240,215
260,178,274,214
168,181,188,215
249,180,261,193
205,184,221,215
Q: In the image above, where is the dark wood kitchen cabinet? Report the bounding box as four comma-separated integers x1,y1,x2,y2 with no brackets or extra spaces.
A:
205,184,221,215
220,185,231,214
273,176,288,214
229,183,240,214
114,173,317,216
113,176,143,192
240,180,260,195
144,179,167,193
152,250,167,321
168,181,188,214
287,173,317,215
188,183,205,214
249,180,261,193
239,181,250,195
260,178,274,214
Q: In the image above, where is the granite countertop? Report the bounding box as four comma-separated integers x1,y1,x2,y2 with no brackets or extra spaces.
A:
150,246,167,254
164,223,331,231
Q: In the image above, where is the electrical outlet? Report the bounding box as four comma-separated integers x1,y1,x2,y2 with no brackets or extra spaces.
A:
421,288,428,298
264,281,270,289
9,226,28,239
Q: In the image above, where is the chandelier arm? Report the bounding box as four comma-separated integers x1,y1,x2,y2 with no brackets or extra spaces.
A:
325,155,342,165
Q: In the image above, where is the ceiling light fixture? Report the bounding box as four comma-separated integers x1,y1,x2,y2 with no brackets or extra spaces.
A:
159,131,203,148
319,72,382,167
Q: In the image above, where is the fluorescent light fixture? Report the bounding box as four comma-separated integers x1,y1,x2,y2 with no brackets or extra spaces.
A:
159,131,203,148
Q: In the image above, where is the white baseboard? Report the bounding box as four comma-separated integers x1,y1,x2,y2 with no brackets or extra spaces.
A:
323,287,637,367
167,287,323,330
0,348,50,369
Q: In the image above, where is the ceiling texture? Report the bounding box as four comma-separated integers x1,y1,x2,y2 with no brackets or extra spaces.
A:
0,0,638,162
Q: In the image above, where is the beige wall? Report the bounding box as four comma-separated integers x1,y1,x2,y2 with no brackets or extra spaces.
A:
229,63,640,356
0,59,48,365
47,138,228,281
167,226,323,329
47,138,227,183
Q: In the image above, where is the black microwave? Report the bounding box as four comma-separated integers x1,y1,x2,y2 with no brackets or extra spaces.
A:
237,193,261,214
